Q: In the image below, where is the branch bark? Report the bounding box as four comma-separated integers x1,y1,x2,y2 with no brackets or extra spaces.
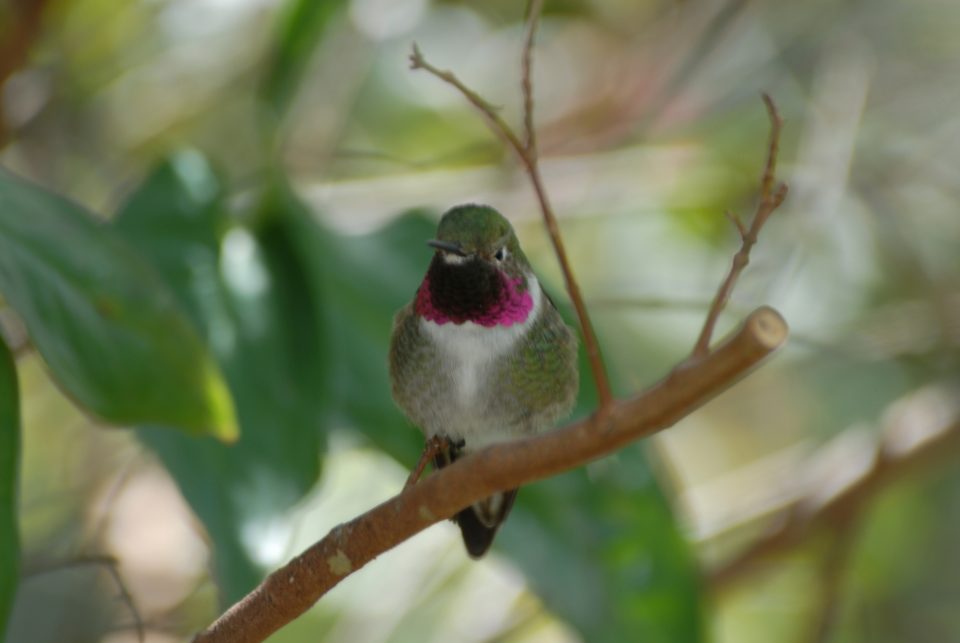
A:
194,306,788,643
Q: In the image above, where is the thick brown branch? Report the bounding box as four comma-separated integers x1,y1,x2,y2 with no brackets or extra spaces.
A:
692,94,788,358
708,384,960,589
410,25,614,411
194,307,788,643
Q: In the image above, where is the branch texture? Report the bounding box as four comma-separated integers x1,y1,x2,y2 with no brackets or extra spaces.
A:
195,307,788,643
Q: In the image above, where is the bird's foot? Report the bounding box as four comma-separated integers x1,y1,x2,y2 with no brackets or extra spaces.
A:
404,435,452,490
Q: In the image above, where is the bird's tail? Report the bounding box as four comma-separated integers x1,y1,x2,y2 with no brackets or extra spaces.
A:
455,489,518,558
433,445,518,558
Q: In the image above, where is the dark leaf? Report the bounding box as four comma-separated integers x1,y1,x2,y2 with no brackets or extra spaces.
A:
503,450,704,643
113,156,327,603
0,169,236,439
294,209,438,465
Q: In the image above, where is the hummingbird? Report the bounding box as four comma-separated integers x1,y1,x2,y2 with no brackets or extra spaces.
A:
389,204,579,558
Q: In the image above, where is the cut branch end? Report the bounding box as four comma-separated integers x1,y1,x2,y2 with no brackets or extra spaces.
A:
746,306,789,350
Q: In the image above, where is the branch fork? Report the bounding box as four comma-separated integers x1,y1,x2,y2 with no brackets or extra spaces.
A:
692,94,788,358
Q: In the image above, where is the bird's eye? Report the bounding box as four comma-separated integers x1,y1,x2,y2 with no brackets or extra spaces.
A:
494,247,507,262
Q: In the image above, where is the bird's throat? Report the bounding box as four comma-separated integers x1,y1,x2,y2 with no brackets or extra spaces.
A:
415,256,533,327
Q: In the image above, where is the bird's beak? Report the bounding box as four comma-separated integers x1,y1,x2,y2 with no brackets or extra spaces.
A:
427,239,467,256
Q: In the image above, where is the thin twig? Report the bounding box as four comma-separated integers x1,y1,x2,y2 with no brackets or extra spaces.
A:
102,559,147,643
692,94,788,358
410,10,614,410
22,553,120,577
521,0,544,154
409,45,524,154
194,307,788,643
24,554,146,642
724,210,746,238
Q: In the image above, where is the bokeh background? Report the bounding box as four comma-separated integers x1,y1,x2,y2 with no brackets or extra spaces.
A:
2,0,959,642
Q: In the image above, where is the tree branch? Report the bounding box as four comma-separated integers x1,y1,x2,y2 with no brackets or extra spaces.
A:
708,383,960,589
193,11,793,640
410,4,614,410
194,306,788,643
692,94,788,358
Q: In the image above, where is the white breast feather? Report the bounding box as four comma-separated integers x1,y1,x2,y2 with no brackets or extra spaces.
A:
421,274,542,410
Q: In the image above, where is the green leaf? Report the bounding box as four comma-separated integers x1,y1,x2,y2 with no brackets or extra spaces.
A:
470,309,704,641
300,210,438,464
0,168,236,439
260,0,343,124
503,452,704,643
0,335,20,640
113,156,327,603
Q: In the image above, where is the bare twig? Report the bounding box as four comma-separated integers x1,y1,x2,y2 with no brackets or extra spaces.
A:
723,210,746,238
194,307,788,643
24,554,146,642
521,0,544,154
409,45,524,153
102,559,147,643
692,94,788,358
410,7,614,411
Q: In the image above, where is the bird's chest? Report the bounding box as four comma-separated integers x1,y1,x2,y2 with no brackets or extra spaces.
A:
420,317,526,410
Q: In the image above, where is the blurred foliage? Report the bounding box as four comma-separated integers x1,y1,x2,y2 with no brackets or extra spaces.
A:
260,0,345,125
1,0,959,642
114,157,329,603
0,169,236,440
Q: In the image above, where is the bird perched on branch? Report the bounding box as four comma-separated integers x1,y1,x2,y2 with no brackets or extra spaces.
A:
389,204,579,557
